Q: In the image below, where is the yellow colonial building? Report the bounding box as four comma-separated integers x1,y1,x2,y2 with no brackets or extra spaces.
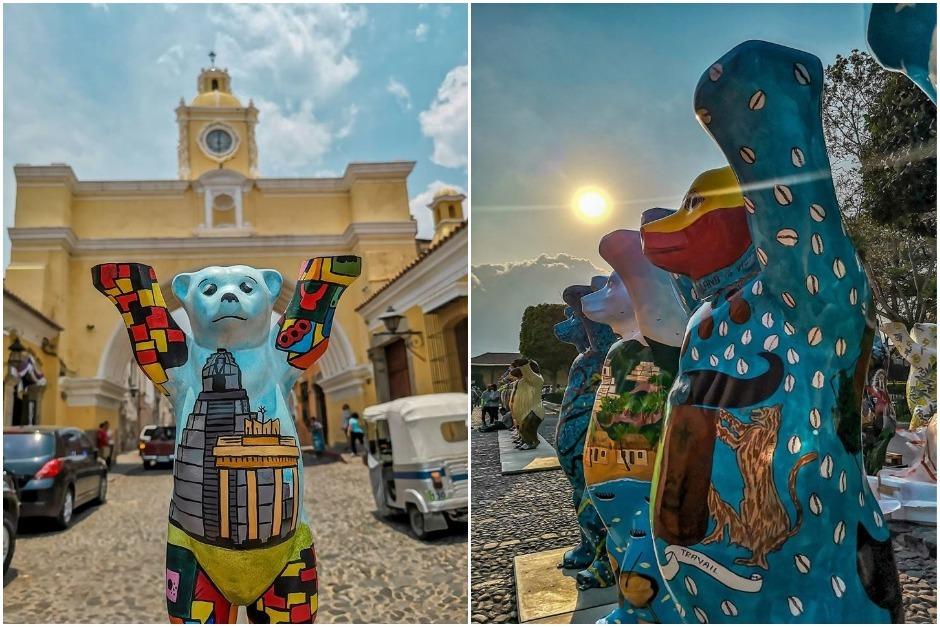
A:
4,60,468,447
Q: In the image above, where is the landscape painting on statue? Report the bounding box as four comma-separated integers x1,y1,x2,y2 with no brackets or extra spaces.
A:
3,3,469,624
469,3,936,626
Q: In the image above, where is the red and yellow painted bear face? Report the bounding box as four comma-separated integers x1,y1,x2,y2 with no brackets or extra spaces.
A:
641,167,750,280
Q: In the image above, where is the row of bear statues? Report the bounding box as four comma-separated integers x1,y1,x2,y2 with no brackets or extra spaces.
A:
534,9,936,623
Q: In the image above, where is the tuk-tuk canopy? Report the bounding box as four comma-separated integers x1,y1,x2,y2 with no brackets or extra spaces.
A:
362,393,468,465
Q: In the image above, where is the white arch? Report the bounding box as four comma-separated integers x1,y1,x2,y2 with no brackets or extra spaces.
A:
96,308,358,386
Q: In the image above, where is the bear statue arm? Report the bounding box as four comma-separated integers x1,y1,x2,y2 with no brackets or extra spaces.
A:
272,255,362,382
91,263,189,396
882,321,928,364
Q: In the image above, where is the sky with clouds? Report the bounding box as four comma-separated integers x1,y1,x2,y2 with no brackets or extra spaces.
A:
470,3,871,354
3,3,467,265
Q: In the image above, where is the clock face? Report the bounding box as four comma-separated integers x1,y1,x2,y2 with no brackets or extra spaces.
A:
205,128,233,155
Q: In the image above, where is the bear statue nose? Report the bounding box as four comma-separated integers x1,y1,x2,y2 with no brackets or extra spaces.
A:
220,293,239,303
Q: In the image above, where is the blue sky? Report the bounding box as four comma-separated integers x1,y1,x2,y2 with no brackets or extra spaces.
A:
471,2,872,268
3,3,468,264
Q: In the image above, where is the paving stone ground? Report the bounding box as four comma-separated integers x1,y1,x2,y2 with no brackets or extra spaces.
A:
469,407,937,624
3,450,467,623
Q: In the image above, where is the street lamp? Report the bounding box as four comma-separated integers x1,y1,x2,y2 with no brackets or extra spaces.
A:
373,307,425,361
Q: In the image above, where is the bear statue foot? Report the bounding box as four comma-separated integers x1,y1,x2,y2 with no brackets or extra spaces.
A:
559,544,594,569
575,558,615,591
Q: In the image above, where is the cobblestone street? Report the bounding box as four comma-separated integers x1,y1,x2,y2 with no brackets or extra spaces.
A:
3,450,467,623
469,408,937,624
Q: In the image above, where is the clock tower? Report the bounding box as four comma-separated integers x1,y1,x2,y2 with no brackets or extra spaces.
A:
176,53,259,180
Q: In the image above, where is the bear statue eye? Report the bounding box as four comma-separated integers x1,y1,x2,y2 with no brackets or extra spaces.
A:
239,281,254,294
202,284,218,296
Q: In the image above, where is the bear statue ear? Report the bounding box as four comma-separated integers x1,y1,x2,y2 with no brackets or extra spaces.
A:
172,272,193,302
260,269,283,298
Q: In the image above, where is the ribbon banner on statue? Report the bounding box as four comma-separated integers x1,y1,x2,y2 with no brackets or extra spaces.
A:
660,545,764,592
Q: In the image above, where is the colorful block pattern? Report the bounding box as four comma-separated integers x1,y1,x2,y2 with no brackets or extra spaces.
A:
245,547,318,624
91,263,188,395
166,544,238,624
275,256,361,370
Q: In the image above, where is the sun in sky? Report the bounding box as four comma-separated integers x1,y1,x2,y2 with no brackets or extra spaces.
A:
573,187,612,222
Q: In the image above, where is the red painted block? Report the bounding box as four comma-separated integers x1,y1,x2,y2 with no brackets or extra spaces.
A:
118,264,131,279
137,349,158,365
149,267,157,280
290,602,312,623
167,329,185,342
131,324,149,342
147,308,169,328
300,567,317,583
263,587,287,610
115,293,139,310
98,264,118,289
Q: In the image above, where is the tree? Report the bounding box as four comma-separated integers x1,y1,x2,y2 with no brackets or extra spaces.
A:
823,50,937,327
518,304,577,384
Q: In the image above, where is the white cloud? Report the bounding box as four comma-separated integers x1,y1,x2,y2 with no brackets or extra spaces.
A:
419,65,468,168
156,44,186,76
207,4,367,101
386,77,412,111
254,99,334,175
471,254,608,354
412,22,429,41
409,180,466,239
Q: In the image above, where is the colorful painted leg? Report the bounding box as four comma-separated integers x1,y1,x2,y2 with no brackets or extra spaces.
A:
245,546,319,624
573,490,615,590
166,544,237,624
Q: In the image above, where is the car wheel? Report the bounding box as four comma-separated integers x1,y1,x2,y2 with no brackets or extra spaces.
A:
407,504,429,540
3,515,15,574
55,486,74,530
94,475,108,505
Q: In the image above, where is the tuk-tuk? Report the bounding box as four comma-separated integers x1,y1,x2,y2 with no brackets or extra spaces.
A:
363,393,468,539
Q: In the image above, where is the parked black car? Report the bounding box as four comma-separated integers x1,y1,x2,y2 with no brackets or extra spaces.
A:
2,427,108,529
3,470,18,573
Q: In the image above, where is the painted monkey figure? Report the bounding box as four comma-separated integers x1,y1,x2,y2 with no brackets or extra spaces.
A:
642,41,902,623
553,280,617,590
92,257,360,623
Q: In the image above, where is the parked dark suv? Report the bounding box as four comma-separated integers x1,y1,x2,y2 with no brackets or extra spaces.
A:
3,427,108,529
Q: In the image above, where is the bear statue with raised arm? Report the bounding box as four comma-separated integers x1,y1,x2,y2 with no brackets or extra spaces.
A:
92,257,360,623
552,278,617,590
641,41,902,623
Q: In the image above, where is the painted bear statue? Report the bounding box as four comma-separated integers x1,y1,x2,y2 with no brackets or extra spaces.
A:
641,40,903,623
580,226,689,624
553,280,617,589
92,257,360,623
882,321,937,430
510,360,545,450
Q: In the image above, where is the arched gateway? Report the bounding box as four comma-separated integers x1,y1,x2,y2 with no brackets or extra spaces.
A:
6,59,423,445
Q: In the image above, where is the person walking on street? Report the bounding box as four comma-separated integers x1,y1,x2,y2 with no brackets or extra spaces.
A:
96,421,113,469
347,412,365,455
481,384,501,427
341,404,353,452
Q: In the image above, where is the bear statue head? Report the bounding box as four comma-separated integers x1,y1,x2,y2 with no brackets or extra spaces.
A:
911,322,937,351
640,166,751,282
581,272,637,340
172,265,283,350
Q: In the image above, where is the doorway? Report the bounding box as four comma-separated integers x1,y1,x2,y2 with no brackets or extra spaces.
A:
385,339,412,400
